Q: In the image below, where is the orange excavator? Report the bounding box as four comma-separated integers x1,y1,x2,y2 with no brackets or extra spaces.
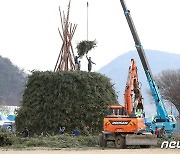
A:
99,59,157,149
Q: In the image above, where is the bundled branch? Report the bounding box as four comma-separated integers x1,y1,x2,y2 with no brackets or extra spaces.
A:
76,40,97,58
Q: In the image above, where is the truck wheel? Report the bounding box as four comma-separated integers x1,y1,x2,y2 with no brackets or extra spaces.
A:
115,135,125,149
140,145,150,148
99,133,107,147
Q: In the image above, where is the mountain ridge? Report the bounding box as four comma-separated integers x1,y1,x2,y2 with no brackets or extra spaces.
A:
0,55,26,106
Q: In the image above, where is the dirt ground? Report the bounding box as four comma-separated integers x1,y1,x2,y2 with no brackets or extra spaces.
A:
0,148,179,154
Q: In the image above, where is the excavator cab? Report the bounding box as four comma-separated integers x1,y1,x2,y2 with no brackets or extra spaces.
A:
107,105,126,116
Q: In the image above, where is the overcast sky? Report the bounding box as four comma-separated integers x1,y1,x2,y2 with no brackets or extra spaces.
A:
0,0,180,72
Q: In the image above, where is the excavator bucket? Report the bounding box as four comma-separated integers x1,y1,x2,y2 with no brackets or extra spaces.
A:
126,133,157,146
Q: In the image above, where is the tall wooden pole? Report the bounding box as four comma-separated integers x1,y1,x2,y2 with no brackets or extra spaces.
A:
87,2,89,41
54,0,77,71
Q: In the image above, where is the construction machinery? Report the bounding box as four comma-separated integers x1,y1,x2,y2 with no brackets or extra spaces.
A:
119,0,177,137
99,59,157,149
99,0,178,148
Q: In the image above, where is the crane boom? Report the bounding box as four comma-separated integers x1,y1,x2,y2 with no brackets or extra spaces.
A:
119,0,169,120
120,0,152,75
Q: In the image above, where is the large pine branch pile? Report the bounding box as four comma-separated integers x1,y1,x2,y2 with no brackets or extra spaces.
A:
76,40,97,58
15,71,118,135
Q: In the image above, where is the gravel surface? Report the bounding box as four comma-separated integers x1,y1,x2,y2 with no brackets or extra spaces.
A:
0,148,179,154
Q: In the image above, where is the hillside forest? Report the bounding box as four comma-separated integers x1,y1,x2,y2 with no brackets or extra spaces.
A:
0,56,27,106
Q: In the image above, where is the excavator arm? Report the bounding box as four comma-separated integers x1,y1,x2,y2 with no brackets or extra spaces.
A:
124,59,144,116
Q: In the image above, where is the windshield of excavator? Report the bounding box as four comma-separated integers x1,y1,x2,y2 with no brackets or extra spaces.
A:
107,106,125,116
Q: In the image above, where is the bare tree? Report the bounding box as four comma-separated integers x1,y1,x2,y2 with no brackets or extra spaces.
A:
147,69,180,115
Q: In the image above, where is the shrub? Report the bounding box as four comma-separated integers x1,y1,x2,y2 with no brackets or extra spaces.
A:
13,134,98,148
0,128,16,146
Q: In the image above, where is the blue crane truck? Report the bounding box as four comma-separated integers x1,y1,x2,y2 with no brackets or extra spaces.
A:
119,0,177,137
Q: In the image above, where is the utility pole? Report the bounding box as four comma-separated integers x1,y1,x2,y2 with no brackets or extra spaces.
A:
87,1,89,40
